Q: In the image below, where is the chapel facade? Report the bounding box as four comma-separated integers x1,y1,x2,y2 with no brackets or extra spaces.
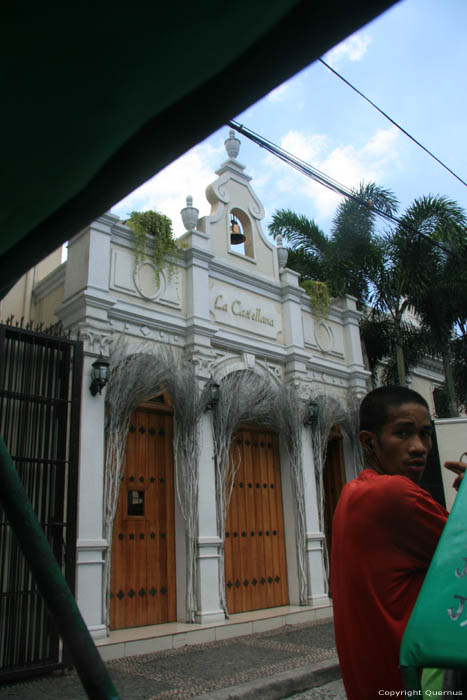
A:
0,132,444,651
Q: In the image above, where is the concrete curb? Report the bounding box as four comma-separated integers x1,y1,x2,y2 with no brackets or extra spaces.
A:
190,657,341,700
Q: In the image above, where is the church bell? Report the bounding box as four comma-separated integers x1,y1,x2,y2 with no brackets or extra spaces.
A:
230,216,246,245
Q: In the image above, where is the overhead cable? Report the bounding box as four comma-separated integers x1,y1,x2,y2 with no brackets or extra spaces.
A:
318,57,467,190
227,119,455,258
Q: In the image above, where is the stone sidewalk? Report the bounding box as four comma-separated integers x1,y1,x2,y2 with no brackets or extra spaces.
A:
0,620,341,700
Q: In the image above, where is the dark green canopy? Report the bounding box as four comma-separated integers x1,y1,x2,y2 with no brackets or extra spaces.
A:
400,476,467,689
0,1,396,299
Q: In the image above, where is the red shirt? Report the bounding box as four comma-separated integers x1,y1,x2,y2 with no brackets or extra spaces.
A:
331,469,448,700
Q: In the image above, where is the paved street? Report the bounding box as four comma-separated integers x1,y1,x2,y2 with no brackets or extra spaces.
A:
0,619,341,700
286,679,346,698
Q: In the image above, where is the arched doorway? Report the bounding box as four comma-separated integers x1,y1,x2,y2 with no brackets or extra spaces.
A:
323,424,346,592
224,426,288,613
109,395,176,629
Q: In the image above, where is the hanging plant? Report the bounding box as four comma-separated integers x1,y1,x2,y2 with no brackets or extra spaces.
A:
125,210,181,285
300,279,330,319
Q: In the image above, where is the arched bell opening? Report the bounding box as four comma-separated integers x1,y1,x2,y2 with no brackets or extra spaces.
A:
228,208,254,258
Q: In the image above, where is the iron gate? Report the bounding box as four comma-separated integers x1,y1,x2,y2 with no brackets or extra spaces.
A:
0,324,82,681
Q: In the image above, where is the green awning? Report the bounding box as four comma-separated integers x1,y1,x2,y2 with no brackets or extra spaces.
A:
0,1,396,299
400,477,467,689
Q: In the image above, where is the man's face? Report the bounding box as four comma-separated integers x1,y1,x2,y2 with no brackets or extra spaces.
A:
362,402,433,483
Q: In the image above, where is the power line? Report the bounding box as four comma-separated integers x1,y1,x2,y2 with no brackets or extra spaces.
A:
227,119,457,258
318,57,467,190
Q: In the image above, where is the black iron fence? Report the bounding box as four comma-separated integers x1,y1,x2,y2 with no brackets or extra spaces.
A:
0,324,82,681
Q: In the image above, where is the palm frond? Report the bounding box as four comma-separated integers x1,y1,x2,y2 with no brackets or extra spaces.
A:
268,209,329,254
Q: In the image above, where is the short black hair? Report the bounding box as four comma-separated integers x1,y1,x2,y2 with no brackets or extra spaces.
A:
360,385,430,434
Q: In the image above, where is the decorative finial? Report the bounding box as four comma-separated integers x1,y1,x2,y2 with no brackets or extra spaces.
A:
180,195,199,232
225,130,241,160
276,234,288,270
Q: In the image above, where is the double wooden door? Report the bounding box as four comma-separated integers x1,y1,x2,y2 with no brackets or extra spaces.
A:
224,428,288,614
110,406,176,630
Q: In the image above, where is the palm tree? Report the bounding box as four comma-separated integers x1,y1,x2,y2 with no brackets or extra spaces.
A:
327,182,398,304
269,182,398,308
270,187,467,398
396,195,467,415
270,182,420,384
365,225,430,386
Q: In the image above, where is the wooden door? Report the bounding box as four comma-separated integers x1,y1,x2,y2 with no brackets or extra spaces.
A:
110,406,176,630
323,424,346,592
224,428,288,614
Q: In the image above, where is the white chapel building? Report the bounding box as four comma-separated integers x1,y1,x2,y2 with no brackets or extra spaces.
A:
4,131,427,657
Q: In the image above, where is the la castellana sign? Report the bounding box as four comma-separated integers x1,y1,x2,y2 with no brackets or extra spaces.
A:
211,287,280,339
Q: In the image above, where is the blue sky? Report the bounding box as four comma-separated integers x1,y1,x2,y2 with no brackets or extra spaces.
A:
113,0,467,240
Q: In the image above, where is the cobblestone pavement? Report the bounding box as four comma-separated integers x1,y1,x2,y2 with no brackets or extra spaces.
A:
286,679,346,699
0,620,340,700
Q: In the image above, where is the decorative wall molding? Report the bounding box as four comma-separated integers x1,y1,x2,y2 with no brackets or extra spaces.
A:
32,262,66,302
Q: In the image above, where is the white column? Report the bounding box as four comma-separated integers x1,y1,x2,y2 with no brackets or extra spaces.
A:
75,354,107,638
195,411,225,623
338,295,369,393
58,215,116,638
301,426,330,607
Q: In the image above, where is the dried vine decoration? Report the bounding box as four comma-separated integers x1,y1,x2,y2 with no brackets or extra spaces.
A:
103,342,202,626
271,383,308,605
163,359,203,623
212,370,277,616
310,393,348,588
339,392,364,478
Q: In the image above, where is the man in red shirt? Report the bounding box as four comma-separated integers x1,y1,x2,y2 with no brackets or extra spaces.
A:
331,386,461,700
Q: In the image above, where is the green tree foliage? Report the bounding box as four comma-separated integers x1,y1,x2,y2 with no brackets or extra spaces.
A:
360,312,427,388
397,196,467,415
269,183,397,308
270,186,467,402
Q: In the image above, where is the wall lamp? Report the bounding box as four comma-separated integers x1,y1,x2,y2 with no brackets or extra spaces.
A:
304,399,319,426
90,354,111,396
205,379,220,411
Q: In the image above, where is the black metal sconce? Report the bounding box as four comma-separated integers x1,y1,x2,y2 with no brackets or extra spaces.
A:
90,355,110,396
205,379,220,411
304,399,319,426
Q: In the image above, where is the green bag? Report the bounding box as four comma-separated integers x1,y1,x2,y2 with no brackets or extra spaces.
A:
400,475,467,690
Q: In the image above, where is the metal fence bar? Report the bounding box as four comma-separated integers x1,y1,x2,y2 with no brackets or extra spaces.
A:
0,325,83,679
0,437,120,699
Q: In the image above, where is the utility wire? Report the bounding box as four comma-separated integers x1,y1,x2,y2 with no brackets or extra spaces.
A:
228,118,457,258
318,57,467,190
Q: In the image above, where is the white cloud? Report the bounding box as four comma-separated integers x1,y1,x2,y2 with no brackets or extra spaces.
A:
324,33,372,66
112,141,224,237
362,127,399,158
257,127,399,223
281,131,329,163
111,125,399,241
267,82,289,103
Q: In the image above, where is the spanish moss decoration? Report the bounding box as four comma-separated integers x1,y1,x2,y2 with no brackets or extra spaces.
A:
310,393,347,588
103,342,202,626
212,370,277,616
272,383,308,605
340,392,365,478
164,359,204,623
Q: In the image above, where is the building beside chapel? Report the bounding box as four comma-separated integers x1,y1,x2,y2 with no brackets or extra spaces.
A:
0,132,446,653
